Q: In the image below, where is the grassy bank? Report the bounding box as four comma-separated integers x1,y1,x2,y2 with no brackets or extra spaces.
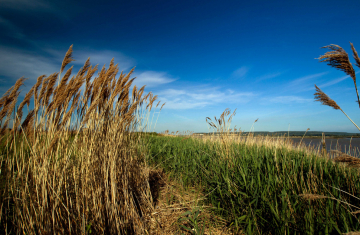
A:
141,134,360,234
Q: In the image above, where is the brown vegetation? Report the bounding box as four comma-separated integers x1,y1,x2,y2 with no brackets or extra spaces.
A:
0,45,164,234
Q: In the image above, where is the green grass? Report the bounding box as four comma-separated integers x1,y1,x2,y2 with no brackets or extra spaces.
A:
141,135,360,234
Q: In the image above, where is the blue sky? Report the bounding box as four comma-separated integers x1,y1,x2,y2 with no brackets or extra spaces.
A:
1,0,360,133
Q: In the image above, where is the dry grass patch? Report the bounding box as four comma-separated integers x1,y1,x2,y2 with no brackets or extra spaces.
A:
147,168,236,235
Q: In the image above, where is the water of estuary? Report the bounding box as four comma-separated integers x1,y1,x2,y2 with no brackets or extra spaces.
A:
290,137,360,158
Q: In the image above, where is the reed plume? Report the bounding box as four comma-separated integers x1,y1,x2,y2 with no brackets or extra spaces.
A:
314,85,341,110
315,42,360,131
314,85,360,131
60,45,75,75
318,43,360,107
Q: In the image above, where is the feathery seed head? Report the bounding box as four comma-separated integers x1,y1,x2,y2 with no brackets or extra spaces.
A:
155,100,161,108
33,75,45,103
319,44,356,83
77,57,91,77
160,102,166,110
314,85,341,110
60,45,75,74
132,85,137,101
44,73,59,106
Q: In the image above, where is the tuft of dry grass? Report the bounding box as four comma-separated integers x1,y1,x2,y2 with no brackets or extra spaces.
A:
0,45,165,234
202,109,325,160
298,194,328,201
146,169,235,235
332,150,360,168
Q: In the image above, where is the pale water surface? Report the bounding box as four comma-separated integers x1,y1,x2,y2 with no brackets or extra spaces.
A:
290,138,360,158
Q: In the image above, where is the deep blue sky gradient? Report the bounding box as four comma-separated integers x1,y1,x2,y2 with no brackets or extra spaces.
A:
1,0,360,133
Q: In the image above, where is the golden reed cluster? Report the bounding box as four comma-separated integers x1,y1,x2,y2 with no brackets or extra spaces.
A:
0,45,164,234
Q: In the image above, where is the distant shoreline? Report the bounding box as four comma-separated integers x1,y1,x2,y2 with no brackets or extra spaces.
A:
192,131,360,138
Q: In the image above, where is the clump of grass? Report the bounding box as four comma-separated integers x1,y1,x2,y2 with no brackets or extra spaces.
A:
0,45,164,234
204,110,319,158
206,108,237,160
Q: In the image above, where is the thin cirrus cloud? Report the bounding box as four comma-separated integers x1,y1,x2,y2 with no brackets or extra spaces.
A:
0,16,25,39
231,66,249,78
316,72,360,89
1,0,52,11
157,87,255,109
0,45,142,99
255,71,285,82
0,46,136,82
132,71,177,88
284,72,329,93
0,0,70,23
266,96,312,104
299,71,360,92
0,46,59,82
287,72,328,88
73,50,135,72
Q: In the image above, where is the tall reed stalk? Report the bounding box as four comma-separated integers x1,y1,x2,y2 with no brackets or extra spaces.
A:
0,45,163,234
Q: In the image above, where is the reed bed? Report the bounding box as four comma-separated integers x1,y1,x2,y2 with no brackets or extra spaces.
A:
141,109,360,234
0,45,164,234
191,133,360,160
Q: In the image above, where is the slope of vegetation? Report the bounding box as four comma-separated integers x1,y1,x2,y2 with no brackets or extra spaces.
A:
141,133,360,234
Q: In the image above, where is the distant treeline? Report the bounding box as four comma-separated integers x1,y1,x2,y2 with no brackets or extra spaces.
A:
194,131,360,137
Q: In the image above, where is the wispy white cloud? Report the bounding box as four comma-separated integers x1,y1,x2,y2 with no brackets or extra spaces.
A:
157,89,186,96
266,96,312,104
163,99,210,109
157,87,255,109
316,73,360,88
77,50,134,72
256,71,284,81
1,0,52,12
132,71,177,88
44,47,135,71
0,45,138,96
172,113,193,121
0,16,25,39
284,72,328,92
1,0,71,21
0,46,59,82
288,72,328,87
231,66,248,78
227,89,235,94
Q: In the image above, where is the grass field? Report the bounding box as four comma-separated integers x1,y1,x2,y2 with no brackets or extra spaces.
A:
2,45,360,234
139,132,360,234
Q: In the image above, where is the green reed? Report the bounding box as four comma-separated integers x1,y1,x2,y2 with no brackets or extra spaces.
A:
141,135,360,234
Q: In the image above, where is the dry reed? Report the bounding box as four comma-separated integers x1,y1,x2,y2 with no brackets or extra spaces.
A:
315,42,360,131
0,45,164,234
